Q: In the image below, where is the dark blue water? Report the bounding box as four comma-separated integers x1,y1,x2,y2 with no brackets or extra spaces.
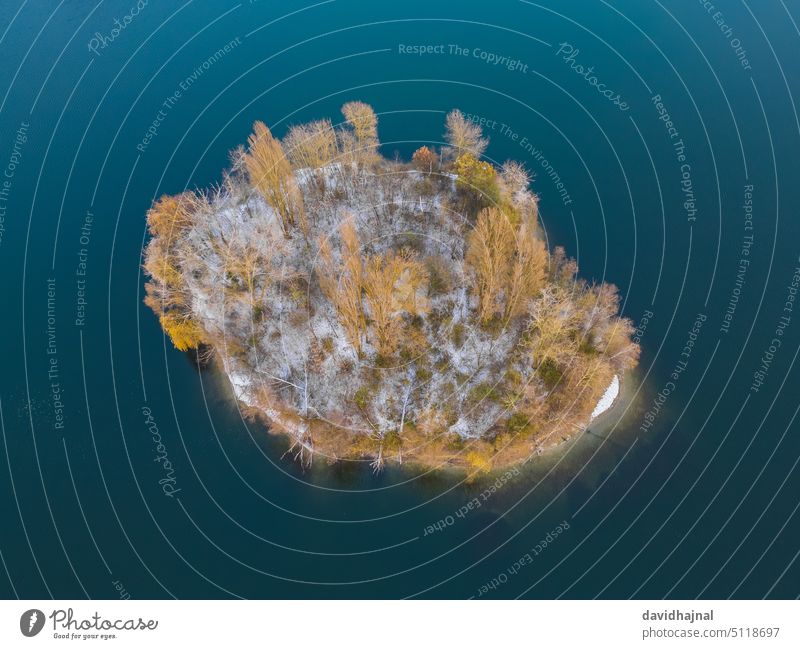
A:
1,0,799,599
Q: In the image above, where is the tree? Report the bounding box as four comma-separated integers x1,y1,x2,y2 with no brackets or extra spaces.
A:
159,312,204,351
224,236,274,311
341,101,378,154
412,146,437,174
145,192,196,239
466,207,515,323
143,192,202,341
505,225,547,319
283,119,338,170
244,121,306,237
526,285,580,368
500,160,531,196
549,246,578,285
363,249,427,357
579,285,639,369
318,219,367,354
444,109,488,158
603,317,640,369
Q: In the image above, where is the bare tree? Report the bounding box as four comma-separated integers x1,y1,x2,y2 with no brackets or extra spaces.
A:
466,207,515,322
341,101,379,157
505,224,547,319
226,238,274,311
363,250,427,357
244,121,306,237
500,160,530,193
318,219,367,354
444,109,488,159
283,119,338,170
526,285,580,367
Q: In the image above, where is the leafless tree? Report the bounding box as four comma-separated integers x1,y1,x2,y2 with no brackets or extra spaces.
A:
444,109,488,159
244,121,306,237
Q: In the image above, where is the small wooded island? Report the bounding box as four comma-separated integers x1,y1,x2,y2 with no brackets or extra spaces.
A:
144,103,639,472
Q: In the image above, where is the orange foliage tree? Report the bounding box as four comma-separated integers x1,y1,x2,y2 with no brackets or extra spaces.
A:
412,146,437,174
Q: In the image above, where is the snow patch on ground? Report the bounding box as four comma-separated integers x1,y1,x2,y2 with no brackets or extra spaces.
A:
228,369,255,404
591,374,619,420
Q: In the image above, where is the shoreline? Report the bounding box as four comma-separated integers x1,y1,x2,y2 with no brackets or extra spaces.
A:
204,350,635,477
519,371,635,468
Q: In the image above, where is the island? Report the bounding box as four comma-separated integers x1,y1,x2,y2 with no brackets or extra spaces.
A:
143,103,639,472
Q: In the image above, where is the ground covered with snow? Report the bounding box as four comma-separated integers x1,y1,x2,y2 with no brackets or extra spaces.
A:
591,375,620,420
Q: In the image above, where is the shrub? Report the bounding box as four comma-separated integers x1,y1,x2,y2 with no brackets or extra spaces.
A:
382,430,402,452
454,153,500,207
353,386,370,410
506,412,530,433
425,255,454,295
444,433,465,451
450,322,465,348
538,359,562,390
466,448,492,472
468,382,498,404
